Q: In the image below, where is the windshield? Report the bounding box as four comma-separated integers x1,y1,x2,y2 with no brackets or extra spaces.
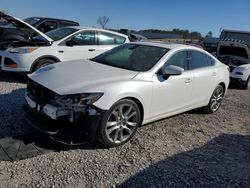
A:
35,27,78,42
219,46,248,59
45,27,78,41
92,44,169,72
23,17,41,26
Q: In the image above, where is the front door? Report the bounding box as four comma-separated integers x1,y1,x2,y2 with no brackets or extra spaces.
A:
150,50,193,119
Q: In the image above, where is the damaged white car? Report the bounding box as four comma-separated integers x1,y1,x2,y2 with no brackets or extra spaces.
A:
25,42,230,147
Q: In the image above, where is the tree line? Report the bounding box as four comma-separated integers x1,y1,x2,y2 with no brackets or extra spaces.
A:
139,29,204,40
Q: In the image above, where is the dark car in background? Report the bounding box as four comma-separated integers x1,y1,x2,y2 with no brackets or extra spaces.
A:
0,11,79,43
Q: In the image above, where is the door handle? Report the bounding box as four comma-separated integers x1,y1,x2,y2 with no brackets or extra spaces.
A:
212,72,217,76
88,49,95,52
58,50,64,53
184,78,191,84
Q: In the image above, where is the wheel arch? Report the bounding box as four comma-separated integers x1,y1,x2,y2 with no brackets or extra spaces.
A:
31,55,61,72
121,97,144,125
218,82,226,92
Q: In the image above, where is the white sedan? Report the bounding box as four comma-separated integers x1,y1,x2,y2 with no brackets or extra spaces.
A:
0,13,129,73
25,42,230,147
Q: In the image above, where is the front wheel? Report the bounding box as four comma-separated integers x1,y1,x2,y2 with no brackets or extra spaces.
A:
98,99,141,147
204,85,225,114
32,59,55,72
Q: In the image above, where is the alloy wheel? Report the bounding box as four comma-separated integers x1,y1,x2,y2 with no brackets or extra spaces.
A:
210,86,224,112
105,104,138,144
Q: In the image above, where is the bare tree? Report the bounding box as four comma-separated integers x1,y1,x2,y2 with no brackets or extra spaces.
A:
97,16,110,29
206,31,213,38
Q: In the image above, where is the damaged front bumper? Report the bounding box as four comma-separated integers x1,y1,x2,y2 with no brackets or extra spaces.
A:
24,93,105,145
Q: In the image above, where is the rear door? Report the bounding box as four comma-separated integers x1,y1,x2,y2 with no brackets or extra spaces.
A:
189,50,218,106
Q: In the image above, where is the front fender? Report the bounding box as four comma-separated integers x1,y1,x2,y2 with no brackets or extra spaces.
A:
92,80,153,120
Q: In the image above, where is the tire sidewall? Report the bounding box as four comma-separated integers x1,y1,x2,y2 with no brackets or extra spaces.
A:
245,76,250,89
33,59,55,72
98,99,141,147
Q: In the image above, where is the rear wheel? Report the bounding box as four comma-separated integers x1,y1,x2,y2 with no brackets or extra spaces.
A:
32,59,55,72
98,99,141,147
204,85,225,114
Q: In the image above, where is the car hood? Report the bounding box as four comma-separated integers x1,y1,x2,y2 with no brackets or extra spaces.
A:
0,11,53,43
28,59,139,95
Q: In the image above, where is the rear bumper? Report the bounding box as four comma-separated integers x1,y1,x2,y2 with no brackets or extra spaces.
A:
23,102,105,145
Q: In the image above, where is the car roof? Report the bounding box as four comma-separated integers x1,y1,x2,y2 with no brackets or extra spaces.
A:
28,17,79,24
63,26,129,38
131,41,199,50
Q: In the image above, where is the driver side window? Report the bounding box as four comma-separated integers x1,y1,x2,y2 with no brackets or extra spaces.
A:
164,51,188,70
70,31,96,45
37,21,57,33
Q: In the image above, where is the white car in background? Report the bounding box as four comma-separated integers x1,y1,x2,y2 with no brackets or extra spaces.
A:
25,42,230,147
0,13,129,73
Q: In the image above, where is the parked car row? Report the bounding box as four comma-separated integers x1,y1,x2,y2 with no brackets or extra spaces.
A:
0,12,231,147
0,12,129,73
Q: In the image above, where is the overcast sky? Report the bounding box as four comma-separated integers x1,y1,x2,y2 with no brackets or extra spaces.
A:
1,0,250,37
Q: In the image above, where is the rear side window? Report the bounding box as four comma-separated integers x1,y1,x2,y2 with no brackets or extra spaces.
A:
71,31,96,45
98,32,126,45
190,51,215,69
164,51,188,70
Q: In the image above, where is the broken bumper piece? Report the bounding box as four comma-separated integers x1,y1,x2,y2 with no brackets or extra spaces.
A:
24,93,105,145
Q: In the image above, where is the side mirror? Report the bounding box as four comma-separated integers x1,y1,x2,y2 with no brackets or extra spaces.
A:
66,40,77,47
162,65,184,79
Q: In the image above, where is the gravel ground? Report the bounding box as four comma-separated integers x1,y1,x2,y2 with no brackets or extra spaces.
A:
0,72,249,188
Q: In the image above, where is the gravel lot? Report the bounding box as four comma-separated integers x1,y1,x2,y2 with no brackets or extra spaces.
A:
0,72,249,187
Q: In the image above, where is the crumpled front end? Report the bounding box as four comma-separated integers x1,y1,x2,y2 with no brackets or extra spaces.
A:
24,79,105,144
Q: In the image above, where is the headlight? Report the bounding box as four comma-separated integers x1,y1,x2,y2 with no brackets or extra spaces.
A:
9,47,38,54
235,71,244,75
55,93,103,112
235,66,250,71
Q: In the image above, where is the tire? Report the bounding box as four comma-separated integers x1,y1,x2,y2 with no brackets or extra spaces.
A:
204,85,225,114
243,76,250,90
98,99,141,147
32,59,55,72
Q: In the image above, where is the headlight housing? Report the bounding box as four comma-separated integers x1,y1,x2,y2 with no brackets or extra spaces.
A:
9,47,38,54
55,93,103,112
235,66,250,71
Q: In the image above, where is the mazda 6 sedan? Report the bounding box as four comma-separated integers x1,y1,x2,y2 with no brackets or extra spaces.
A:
25,42,230,147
